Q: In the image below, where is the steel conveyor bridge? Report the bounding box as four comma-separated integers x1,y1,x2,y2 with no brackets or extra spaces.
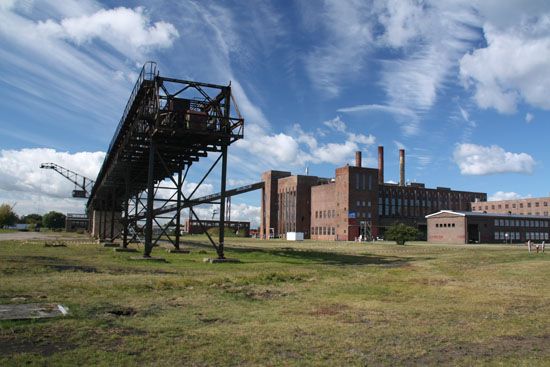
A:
86,61,245,258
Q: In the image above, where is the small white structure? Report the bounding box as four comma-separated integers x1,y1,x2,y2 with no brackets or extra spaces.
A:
286,232,304,241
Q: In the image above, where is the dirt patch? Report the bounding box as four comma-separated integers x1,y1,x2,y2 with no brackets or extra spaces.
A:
401,334,550,365
0,337,76,357
48,265,99,273
107,307,137,317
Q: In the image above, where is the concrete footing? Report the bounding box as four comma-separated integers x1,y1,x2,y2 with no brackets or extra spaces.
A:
203,257,240,264
129,256,167,262
167,248,190,254
114,248,138,253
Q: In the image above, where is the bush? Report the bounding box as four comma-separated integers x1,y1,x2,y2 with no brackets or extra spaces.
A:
385,223,419,245
42,211,66,229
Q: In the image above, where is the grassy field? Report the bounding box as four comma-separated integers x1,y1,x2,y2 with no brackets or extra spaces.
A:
1,236,549,366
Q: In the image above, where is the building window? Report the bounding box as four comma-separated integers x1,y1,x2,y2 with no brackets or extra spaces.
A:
452,223,455,227
495,219,499,226
520,203,524,208
528,203,532,208
536,202,540,207
505,204,509,209
512,204,516,208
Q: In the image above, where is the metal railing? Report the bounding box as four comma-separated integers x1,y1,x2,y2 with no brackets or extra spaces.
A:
107,61,158,156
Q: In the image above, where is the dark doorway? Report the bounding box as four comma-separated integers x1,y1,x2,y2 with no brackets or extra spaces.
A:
467,224,479,243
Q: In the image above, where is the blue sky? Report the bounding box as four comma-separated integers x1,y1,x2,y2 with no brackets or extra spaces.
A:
1,0,549,223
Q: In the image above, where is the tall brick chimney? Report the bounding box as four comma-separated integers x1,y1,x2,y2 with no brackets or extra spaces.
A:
355,151,362,167
378,146,384,184
399,149,405,186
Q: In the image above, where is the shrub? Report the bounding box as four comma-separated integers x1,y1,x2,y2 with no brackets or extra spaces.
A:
42,211,66,229
385,223,419,245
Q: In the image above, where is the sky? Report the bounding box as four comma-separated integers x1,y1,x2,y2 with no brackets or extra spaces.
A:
1,0,550,226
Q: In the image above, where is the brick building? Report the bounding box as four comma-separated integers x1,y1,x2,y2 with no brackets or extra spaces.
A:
260,147,486,241
182,218,250,236
471,197,550,217
426,210,550,244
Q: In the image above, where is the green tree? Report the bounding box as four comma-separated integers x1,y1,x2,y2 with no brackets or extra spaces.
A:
0,203,18,227
385,223,419,245
42,211,66,229
22,213,42,224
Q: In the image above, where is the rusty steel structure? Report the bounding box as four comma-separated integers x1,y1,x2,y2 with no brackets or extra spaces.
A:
86,61,245,258
40,163,95,198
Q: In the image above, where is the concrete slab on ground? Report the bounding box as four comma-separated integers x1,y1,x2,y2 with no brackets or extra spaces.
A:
0,303,68,320
167,249,190,254
114,248,138,253
129,256,167,262
203,257,240,264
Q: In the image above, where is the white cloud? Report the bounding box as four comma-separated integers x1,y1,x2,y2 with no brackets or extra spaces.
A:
302,0,373,97
323,116,347,133
36,7,179,58
0,148,105,214
525,112,534,123
453,143,535,175
374,0,481,135
229,203,260,228
459,9,550,114
337,103,416,118
488,191,531,201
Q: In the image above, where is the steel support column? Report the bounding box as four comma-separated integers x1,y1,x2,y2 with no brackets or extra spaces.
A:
175,169,183,250
217,144,228,259
110,189,116,241
122,177,129,248
102,200,107,240
144,141,156,257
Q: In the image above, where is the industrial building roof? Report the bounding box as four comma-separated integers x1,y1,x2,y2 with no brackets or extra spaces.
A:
425,210,550,220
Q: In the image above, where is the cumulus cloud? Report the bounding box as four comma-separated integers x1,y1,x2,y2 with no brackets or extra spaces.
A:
488,191,531,201
0,148,104,215
460,13,550,113
36,7,179,57
0,148,104,198
453,143,535,175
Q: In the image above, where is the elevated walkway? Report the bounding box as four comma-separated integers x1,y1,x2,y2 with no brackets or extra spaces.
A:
87,62,244,258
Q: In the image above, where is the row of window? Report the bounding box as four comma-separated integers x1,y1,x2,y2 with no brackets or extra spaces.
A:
312,227,336,236
473,201,549,211
315,209,336,219
356,200,372,208
494,219,549,228
495,232,549,241
435,223,456,228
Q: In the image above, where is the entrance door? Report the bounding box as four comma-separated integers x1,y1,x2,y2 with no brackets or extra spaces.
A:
467,224,479,243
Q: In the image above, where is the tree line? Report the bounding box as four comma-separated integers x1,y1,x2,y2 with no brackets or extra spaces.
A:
0,204,66,229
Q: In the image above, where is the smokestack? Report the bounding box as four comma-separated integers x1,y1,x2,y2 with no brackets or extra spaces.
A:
355,151,362,167
378,146,384,184
399,149,405,186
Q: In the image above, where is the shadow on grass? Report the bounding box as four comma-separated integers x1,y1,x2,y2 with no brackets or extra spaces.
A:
181,240,425,267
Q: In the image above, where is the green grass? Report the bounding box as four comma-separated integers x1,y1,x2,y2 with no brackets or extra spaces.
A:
1,237,549,366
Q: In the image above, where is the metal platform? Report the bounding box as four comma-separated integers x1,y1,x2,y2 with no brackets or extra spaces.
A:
87,62,245,258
